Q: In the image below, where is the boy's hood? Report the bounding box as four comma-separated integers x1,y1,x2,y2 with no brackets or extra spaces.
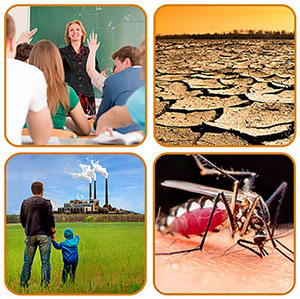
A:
64,228,74,239
64,228,78,248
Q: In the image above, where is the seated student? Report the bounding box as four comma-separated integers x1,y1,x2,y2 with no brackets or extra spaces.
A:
15,43,33,63
86,34,144,134
6,14,52,145
95,40,145,136
29,40,90,136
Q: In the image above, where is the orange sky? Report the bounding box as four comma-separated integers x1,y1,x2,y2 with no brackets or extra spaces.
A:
155,5,295,35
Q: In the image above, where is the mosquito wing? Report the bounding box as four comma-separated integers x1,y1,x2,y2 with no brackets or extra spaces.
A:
161,180,234,202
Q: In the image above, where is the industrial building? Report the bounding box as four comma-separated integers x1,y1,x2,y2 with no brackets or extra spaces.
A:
58,178,128,214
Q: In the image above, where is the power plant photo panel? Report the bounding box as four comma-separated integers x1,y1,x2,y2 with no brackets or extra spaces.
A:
5,153,146,295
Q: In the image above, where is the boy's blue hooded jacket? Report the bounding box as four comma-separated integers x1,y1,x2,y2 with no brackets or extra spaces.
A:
52,228,79,263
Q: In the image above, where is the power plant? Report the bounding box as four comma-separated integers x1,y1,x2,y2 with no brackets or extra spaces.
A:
58,177,128,214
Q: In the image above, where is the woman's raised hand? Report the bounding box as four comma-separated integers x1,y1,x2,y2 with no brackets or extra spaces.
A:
87,33,100,52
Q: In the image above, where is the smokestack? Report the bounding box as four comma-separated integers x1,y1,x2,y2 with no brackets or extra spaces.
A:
105,177,108,206
94,180,97,199
89,182,92,204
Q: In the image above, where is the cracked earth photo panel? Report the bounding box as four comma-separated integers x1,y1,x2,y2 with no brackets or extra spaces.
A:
154,5,295,146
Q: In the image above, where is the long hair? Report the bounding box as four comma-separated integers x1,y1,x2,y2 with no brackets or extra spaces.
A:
29,40,70,115
64,20,86,44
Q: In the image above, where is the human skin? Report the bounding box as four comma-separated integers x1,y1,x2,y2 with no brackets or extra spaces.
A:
154,228,294,294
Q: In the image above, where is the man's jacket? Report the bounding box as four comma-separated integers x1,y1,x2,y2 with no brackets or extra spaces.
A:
20,196,55,236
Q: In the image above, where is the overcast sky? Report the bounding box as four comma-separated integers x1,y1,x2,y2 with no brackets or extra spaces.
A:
6,154,145,214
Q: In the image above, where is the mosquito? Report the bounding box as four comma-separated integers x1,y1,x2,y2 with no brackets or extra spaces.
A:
156,154,294,262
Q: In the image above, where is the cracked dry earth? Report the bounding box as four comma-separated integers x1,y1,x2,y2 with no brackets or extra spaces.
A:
155,39,295,146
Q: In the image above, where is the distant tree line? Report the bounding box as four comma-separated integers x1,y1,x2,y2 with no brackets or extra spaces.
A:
6,213,145,223
156,29,294,40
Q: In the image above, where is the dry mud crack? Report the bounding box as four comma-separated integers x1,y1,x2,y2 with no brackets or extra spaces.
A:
155,39,295,145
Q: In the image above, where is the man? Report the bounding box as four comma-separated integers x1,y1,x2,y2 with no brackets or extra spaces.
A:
6,14,52,145
89,45,144,134
20,182,56,287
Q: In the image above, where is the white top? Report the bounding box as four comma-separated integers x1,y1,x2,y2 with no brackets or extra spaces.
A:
6,58,48,145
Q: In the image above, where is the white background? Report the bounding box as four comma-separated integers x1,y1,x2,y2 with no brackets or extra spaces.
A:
0,0,299,298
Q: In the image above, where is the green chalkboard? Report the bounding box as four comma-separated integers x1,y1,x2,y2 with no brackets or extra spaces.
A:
30,6,145,97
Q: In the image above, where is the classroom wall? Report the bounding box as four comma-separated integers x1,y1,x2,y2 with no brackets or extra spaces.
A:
8,6,30,41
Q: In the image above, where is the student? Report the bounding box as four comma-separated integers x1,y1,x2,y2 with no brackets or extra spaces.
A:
52,228,79,283
29,40,90,135
60,20,104,116
91,39,146,136
6,14,52,145
15,43,33,62
86,33,144,134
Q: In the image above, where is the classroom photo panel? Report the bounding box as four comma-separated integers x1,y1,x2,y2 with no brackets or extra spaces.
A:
154,153,294,294
5,5,146,146
5,153,146,294
154,5,295,146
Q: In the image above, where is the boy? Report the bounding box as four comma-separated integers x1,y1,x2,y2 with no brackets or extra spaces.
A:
52,228,79,283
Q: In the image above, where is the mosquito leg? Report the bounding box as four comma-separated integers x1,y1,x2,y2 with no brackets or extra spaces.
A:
266,181,287,207
266,182,293,262
194,155,240,215
240,196,260,236
219,192,235,234
262,247,269,256
193,155,257,190
155,206,161,225
257,200,293,262
258,199,276,249
275,239,293,254
275,247,294,263
198,193,222,250
257,182,288,249
267,182,288,238
237,239,263,258
155,247,201,256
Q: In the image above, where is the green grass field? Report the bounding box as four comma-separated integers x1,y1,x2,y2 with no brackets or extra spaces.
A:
6,222,145,294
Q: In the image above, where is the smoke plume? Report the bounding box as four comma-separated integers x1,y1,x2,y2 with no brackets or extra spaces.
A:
91,160,108,178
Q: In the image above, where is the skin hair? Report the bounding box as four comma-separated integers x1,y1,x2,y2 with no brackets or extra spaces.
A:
15,43,33,62
111,46,141,66
64,20,86,44
6,14,16,46
31,182,44,195
29,40,70,116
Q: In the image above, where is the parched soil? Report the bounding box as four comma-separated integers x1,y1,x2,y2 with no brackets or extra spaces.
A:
155,39,295,145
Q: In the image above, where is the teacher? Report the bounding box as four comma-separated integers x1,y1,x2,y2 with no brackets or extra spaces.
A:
60,20,101,116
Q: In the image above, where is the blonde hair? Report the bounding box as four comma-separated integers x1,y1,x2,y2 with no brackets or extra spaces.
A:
64,20,86,44
29,40,70,116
